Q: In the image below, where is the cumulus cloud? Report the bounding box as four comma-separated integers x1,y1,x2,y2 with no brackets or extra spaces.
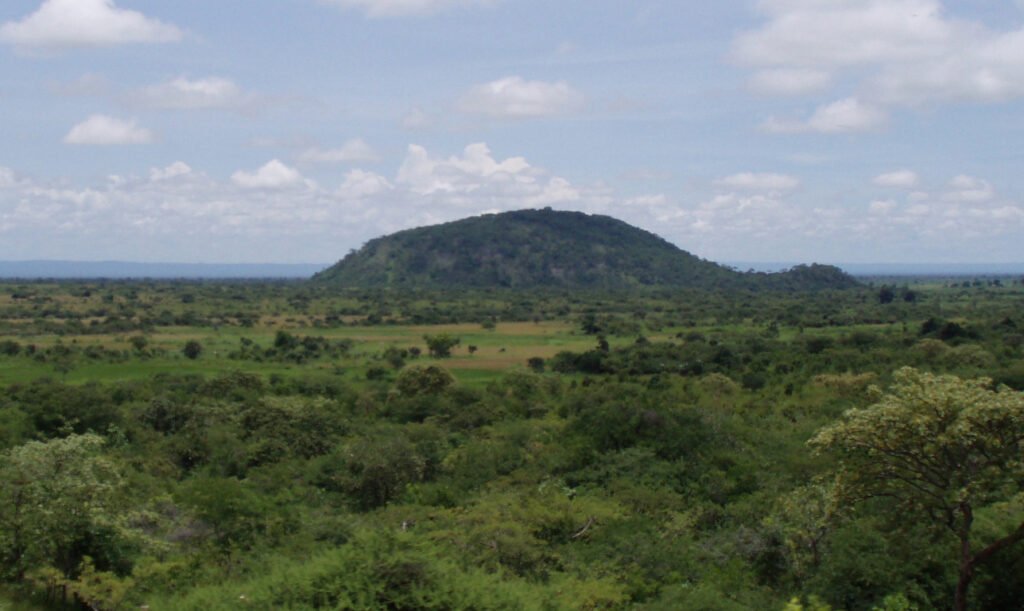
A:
135,77,250,110
64,115,154,145
319,0,493,18
714,172,800,191
735,0,1024,130
337,169,392,199
299,139,380,164
0,142,616,261
231,160,307,189
150,162,192,182
675,192,803,242
874,170,920,188
458,76,584,119
0,145,1022,263
0,0,182,52
763,98,888,134
945,175,994,203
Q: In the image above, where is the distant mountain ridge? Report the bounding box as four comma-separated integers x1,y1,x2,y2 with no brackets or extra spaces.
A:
0,261,325,279
313,208,859,290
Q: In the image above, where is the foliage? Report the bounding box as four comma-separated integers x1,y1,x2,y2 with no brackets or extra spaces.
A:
0,278,1022,610
182,340,202,360
811,368,1024,609
313,208,858,290
423,333,460,358
0,434,125,581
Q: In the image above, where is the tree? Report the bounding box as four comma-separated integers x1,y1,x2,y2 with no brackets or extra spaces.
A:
423,334,460,358
183,340,202,360
393,365,455,398
810,368,1024,611
0,434,123,581
579,313,601,335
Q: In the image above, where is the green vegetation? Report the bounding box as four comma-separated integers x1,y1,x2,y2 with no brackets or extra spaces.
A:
313,209,859,290
0,276,1022,609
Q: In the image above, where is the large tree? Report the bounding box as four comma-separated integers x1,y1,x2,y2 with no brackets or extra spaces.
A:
810,368,1024,611
0,434,123,581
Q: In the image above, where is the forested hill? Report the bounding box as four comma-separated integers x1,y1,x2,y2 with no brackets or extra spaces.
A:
313,208,858,290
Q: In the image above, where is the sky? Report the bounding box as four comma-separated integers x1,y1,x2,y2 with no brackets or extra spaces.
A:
1,0,1023,265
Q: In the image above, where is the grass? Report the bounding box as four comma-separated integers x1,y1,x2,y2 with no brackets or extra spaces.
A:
0,314,908,387
0,320,607,387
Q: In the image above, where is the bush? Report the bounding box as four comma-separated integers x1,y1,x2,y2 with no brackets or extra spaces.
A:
182,340,202,360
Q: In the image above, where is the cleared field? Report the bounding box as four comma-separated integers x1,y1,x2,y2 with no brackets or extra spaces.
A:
0,320,612,386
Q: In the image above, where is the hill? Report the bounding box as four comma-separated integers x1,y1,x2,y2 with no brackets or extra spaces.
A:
313,208,858,290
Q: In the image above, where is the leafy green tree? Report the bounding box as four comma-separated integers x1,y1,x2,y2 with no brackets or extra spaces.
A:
810,368,1024,611
527,357,545,373
579,313,601,335
182,340,202,360
423,334,460,358
0,434,123,581
393,365,455,398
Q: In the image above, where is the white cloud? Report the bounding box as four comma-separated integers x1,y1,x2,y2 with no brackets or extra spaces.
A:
735,0,1024,127
678,192,801,240
136,77,249,110
869,200,897,214
749,68,832,95
945,175,994,203
337,169,392,199
763,98,888,134
397,143,532,194
0,167,14,187
0,0,182,52
299,139,380,164
319,0,493,17
64,115,153,145
458,76,584,119
150,162,192,182
873,170,919,188
231,160,307,189
715,172,800,191
734,0,955,69
0,146,1021,263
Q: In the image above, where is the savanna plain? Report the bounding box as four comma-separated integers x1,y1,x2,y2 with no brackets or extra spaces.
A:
1,279,1022,610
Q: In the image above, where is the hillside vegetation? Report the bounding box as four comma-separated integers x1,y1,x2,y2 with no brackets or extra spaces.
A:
313,209,858,290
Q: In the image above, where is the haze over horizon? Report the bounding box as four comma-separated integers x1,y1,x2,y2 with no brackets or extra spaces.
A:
2,0,1023,264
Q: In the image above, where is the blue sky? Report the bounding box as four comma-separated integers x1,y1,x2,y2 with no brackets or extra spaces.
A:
1,0,1023,264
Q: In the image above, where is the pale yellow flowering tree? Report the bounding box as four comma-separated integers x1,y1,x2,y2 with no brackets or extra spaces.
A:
810,368,1024,611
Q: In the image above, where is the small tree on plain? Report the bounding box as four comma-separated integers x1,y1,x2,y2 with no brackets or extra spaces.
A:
183,340,203,360
423,334,460,358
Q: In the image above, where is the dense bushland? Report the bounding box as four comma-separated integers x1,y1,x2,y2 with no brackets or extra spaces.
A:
0,279,1022,610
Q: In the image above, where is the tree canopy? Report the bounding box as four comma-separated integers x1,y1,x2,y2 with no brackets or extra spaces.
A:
811,368,1024,610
